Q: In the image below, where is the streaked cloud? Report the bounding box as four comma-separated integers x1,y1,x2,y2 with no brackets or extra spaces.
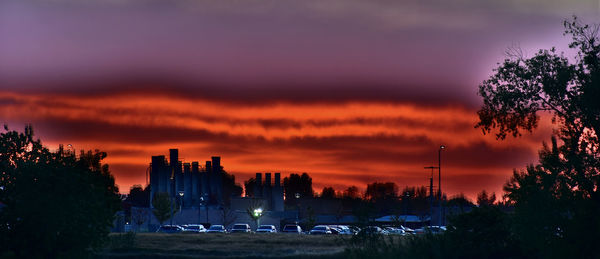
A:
0,91,552,198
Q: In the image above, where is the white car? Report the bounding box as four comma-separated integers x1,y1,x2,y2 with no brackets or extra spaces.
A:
207,224,227,233
310,225,332,235
230,223,252,233
330,225,353,235
256,225,277,233
182,224,207,233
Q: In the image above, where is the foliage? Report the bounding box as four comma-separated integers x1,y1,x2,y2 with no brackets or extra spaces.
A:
246,200,264,228
320,186,336,199
342,185,361,199
220,206,237,229
446,193,475,211
243,177,256,197
476,190,497,207
151,192,177,225
283,173,314,205
477,17,600,258
126,184,150,207
444,206,523,258
221,170,243,205
130,207,149,232
0,125,121,258
364,182,398,201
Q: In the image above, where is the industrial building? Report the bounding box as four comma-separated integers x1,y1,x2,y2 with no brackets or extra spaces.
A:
149,149,224,208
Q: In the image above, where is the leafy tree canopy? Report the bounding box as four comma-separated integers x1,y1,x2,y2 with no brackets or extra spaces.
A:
477,17,600,257
151,192,177,225
320,186,336,199
0,125,121,258
283,173,314,204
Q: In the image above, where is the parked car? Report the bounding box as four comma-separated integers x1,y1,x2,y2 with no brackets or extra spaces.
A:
359,226,387,235
399,225,415,235
384,227,405,235
182,224,207,233
207,224,227,233
348,226,361,235
329,226,340,234
256,225,277,233
282,224,303,233
230,223,252,233
415,226,446,235
330,225,353,235
310,225,332,235
156,225,184,233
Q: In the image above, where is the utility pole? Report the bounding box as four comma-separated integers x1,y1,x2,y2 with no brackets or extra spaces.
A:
438,145,445,226
424,166,438,226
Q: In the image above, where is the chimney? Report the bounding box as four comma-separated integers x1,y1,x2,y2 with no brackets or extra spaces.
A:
255,173,262,198
205,161,212,172
274,173,281,187
265,173,272,187
211,156,221,172
169,149,178,167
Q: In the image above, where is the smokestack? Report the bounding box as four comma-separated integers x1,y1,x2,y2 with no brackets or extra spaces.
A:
265,173,271,187
192,162,199,205
274,173,281,187
211,156,221,172
169,149,178,167
255,173,262,198
205,161,212,172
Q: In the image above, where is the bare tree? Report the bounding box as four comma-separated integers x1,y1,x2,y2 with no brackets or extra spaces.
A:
131,207,149,232
220,206,238,229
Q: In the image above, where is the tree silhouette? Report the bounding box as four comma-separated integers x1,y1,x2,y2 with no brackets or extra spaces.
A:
320,186,336,199
152,192,177,225
221,170,243,205
246,200,265,229
364,182,398,201
283,173,314,205
131,207,149,232
127,184,150,207
477,17,600,258
342,186,361,199
244,177,256,197
0,125,121,258
476,190,496,207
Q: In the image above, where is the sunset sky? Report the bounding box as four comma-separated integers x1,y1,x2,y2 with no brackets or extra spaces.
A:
1,0,598,199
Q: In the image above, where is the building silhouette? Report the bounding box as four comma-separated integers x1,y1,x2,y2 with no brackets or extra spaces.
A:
252,172,284,211
149,149,224,208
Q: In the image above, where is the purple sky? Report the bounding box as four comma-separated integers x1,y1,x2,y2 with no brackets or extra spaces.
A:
1,0,597,106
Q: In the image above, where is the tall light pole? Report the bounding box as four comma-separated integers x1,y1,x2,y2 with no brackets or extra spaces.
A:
178,191,184,211
438,145,445,226
295,193,300,224
253,208,263,228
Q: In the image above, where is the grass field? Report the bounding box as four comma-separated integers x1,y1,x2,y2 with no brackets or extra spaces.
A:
97,232,351,258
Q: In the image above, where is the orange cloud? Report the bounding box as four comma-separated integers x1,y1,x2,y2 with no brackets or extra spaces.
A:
0,91,554,199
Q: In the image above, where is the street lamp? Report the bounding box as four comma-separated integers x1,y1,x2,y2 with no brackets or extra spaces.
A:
200,196,209,224
178,191,185,212
253,208,263,227
295,193,300,224
438,145,445,226
404,191,411,216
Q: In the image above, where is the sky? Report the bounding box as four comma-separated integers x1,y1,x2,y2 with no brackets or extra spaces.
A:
1,0,598,200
